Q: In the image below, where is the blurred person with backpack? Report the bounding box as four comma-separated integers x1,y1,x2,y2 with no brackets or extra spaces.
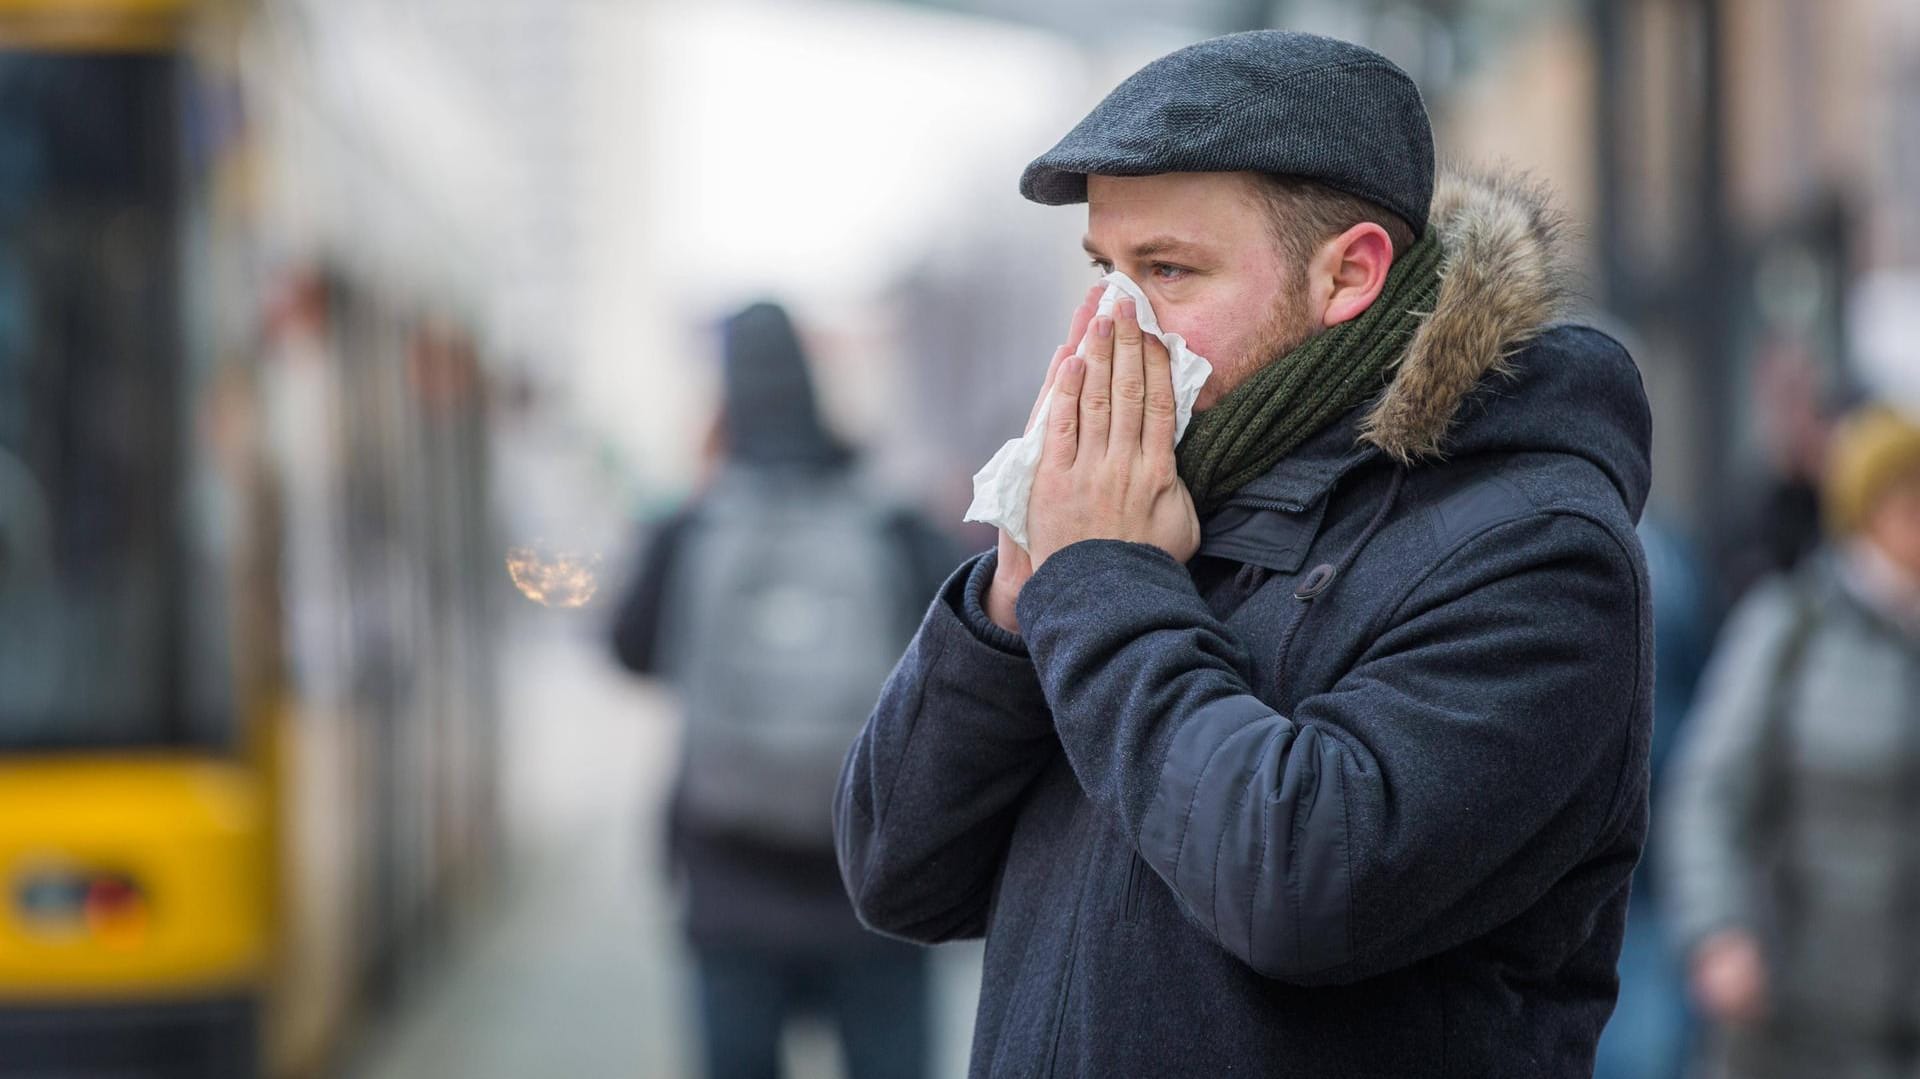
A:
1662,404,1920,1079
612,301,956,1079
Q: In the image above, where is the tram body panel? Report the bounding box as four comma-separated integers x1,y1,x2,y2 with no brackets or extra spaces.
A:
0,756,267,1000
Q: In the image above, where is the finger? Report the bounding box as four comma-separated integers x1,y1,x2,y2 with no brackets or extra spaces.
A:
1109,299,1146,453
1141,327,1177,455
1065,283,1102,356
1079,315,1113,456
1043,354,1085,470
1025,345,1070,433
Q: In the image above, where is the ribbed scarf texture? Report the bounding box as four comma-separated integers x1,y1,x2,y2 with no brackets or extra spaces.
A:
1175,230,1445,512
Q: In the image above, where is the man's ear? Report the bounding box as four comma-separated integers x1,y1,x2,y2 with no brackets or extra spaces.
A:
1313,222,1394,328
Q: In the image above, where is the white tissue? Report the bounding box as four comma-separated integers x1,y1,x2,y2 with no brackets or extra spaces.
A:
964,271,1213,550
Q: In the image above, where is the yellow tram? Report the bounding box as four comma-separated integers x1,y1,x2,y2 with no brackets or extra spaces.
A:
0,2,503,1075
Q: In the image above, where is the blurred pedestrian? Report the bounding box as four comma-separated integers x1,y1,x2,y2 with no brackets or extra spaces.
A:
1662,403,1920,1079
611,301,955,1079
1714,348,1841,611
837,31,1653,1078
1595,516,1712,1079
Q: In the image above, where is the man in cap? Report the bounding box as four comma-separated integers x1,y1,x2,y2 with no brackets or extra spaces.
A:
837,31,1652,1077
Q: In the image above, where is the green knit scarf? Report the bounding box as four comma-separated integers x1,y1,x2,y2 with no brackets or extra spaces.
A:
1175,230,1445,512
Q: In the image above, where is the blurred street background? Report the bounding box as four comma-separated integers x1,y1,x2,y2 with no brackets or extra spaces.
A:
1,0,1918,1077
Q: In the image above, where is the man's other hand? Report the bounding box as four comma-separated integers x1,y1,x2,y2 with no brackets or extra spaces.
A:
1689,929,1770,1026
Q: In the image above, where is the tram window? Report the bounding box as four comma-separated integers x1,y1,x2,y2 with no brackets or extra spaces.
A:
0,53,233,749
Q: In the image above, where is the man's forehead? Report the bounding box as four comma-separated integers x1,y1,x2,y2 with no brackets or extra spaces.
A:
1084,172,1263,252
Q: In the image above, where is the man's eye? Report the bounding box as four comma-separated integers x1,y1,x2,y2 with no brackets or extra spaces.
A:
1150,263,1190,282
1089,258,1113,275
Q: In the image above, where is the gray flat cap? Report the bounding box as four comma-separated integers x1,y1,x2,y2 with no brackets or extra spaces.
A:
1021,31,1436,238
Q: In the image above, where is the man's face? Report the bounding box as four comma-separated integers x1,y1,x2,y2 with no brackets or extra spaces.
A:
1084,172,1315,412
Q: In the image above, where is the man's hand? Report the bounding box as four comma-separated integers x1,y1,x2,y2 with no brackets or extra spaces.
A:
986,285,1103,634
1689,929,1769,1025
1025,299,1200,571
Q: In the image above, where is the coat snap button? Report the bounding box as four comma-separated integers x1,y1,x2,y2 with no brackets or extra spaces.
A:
1294,563,1337,600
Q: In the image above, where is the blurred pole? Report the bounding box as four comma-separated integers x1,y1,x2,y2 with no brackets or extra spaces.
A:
1689,0,1737,547
1592,0,1738,546
1589,0,1629,312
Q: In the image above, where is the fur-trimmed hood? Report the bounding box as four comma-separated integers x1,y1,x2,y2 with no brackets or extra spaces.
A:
1355,167,1651,521
1361,168,1574,464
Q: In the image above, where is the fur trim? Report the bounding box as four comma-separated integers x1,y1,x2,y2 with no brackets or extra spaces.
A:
1360,167,1574,463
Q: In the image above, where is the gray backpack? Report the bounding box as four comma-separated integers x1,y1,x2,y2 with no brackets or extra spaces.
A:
663,468,914,849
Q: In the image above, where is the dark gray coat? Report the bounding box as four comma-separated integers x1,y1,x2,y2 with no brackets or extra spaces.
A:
836,170,1654,1077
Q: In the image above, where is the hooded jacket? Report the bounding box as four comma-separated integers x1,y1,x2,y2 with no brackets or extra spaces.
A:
611,301,954,954
834,169,1654,1077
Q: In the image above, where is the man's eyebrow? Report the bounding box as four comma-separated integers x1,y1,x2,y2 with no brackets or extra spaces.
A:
1081,234,1209,260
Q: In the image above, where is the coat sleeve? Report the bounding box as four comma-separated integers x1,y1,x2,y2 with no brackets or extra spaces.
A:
1014,512,1647,985
1657,578,1800,952
834,550,1059,944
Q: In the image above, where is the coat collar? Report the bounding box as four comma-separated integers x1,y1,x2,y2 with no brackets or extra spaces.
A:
1217,405,1381,513
1196,405,1377,573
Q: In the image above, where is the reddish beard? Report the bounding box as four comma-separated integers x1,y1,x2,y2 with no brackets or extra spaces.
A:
1196,277,1317,412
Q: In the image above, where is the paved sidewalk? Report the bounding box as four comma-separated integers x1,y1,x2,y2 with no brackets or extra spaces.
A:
345,618,980,1079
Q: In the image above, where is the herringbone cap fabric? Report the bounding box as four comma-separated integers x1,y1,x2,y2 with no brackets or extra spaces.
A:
1021,31,1436,237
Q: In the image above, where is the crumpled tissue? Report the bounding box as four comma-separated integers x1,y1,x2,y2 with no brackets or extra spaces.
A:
963,271,1213,550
